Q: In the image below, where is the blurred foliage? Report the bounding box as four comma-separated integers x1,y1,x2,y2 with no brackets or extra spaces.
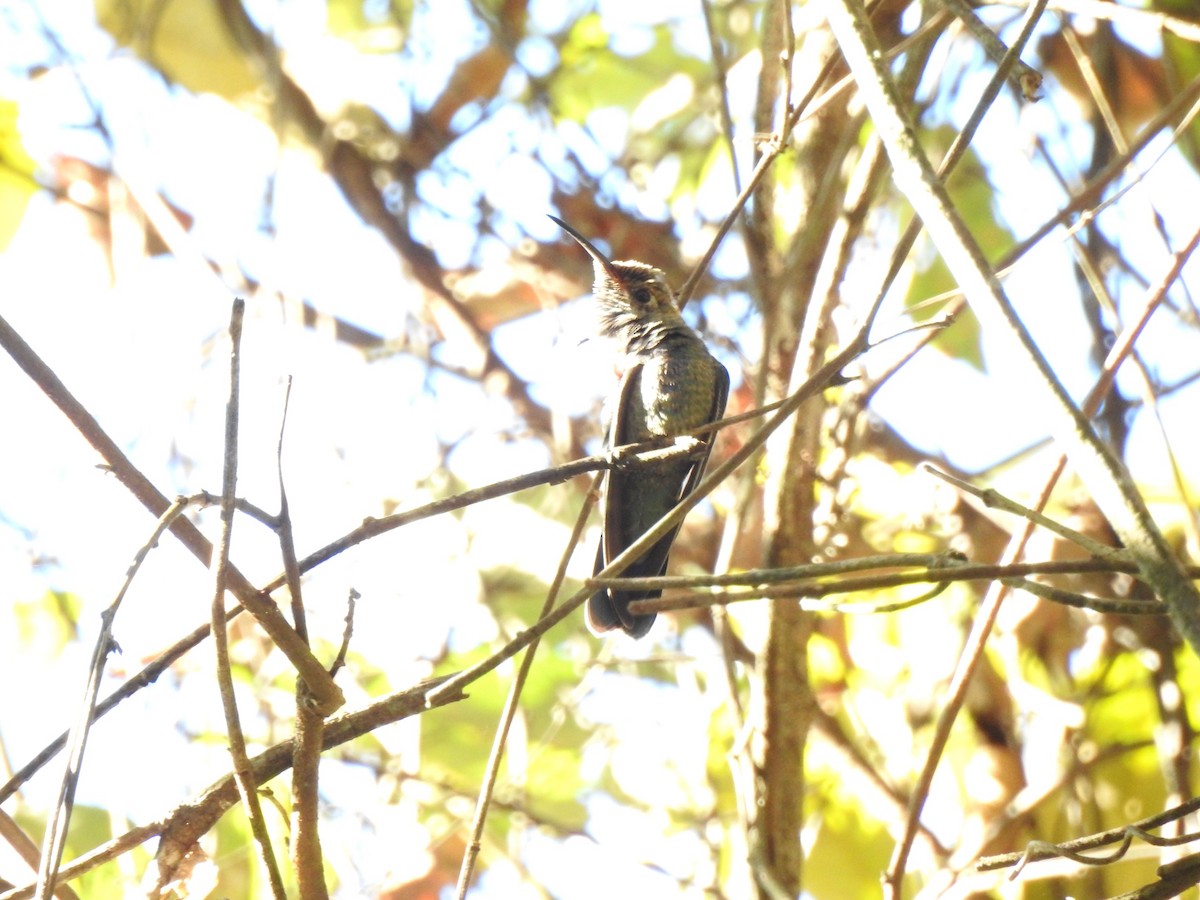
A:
326,0,411,53
14,590,82,655
0,97,38,252
95,0,260,100
2,0,1200,898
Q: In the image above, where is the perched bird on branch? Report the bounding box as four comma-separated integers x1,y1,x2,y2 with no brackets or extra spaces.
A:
551,215,729,638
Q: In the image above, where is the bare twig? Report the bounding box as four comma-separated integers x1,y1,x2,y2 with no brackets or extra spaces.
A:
32,498,198,899
207,299,286,899
427,331,873,706
329,589,358,678
921,464,1129,561
264,436,716,593
979,798,1200,874
1058,25,1126,154
0,677,466,900
937,0,1043,99
624,556,1168,617
272,377,330,900
454,473,603,897
0,433,742,805
0,313,344,715
880,158,1200,900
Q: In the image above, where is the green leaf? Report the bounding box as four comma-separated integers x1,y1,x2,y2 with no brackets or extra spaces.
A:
552,16,708,125
899,129,1017,370
16,805,127,897
905,252,984,370
1163,29,1200,170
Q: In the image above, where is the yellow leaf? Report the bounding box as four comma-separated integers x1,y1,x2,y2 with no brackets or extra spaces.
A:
0,98,38,252
95,0,260,100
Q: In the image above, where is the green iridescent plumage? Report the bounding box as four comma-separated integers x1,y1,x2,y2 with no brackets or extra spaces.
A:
551,216,729,638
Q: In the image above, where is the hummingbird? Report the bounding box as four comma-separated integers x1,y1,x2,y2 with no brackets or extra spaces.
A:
550,216,729,638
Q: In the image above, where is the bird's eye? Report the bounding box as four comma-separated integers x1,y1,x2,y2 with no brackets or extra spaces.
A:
631,287,652,304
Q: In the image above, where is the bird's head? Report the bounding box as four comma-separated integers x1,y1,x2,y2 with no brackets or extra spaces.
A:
550,215,685,348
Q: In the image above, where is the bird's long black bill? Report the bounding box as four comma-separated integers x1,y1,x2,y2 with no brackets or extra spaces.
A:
548,214,624,285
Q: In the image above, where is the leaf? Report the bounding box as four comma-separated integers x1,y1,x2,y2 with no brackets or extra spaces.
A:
16,804,126,898
1162,28,1200,170
0,98,38,252
552,15,708,124
899,129,1018,370
905,252,984,370
94,0,260,100
15,590,81,656
802,798,892,900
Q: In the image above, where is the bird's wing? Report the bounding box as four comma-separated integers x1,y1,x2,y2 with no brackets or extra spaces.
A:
676,360,729,503
601,363,642,577
603,359,730,590
626,358,729,589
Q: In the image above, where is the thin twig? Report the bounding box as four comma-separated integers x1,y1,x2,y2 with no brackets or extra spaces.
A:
0,313,344,715
33,495,198,900
275,377,307,644
208,299,286,898
272,376,330,900
623,557,1168,618
937,0,1043,99
980,798,1200,874
427,330,873,706
1058,24,1126,154
0,431,750,804
0,677,466,900
329,589,358,678
265,434,719,593
921,464,1129,561
454,472,603,897
603,551,968,588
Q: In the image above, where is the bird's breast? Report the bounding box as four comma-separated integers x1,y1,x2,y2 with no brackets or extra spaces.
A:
632,350,720,438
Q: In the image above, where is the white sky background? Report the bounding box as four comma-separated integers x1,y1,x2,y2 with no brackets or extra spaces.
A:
2,0,1200,896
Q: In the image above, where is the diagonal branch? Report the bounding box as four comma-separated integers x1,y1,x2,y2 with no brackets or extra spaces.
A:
0,678,466,900
0,313,344,714
820,0,1200,658
427,327,872,706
